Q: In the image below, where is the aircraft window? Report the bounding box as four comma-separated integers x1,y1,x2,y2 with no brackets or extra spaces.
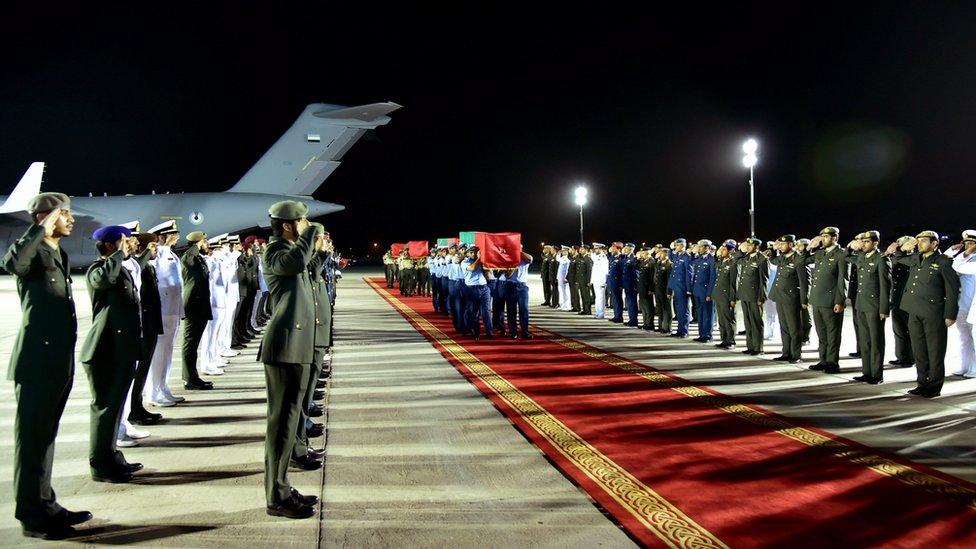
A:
306,134,321,143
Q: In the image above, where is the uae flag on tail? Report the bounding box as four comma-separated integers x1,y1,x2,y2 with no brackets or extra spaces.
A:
407,240,429,258
437,237,459,246
476,232,522,268
391,243,405,256
459,231,478,245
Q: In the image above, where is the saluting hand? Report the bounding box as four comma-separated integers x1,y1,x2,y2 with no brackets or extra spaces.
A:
880,313,887,320
946,319,956,327
884,242,899,255
39,207,62,237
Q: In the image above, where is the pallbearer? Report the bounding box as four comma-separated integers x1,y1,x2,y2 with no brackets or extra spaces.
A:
850,231,890,383
505,250,534,339
260,200,321,518
769,235,807,363
4,193,92,539
462,245,494,339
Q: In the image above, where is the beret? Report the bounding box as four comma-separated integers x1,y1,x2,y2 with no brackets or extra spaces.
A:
895,235,913,246
722,241,737,250
745,237,762,246
860,230,880,242
916,230,939,240
308,222,324,235
147,220,179,235
268,200,309,220
186,231,207,243
961,230,976,243
697,239,713,247
26,192,70,214
243,236,257,247
611,241,624,248
136,233,158,247
819,226,840,236
673,238,687,245
777,234,796,243
92,225,131,242
796,238,811,245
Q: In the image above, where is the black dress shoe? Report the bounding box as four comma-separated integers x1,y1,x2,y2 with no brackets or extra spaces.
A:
867,377,883,385
231,344,245,350
741,350,753,355
308,405,323,418
520,333,534,340
771,355,790,361
290,455,323,471
907,387,924,395
291,488,319,506
92,469,133,483
313,389,326,400
130,411,163,425
23,522,76,540
788,358,803,364
823,363,841,374
749,350,764,356
123,461,144,473
888,359,903,365
610,319,623,323
316,379,327,389
921,391,940,398
714,343,729,348
307,424,325,438
852,375,870,383
899,362,915,368
305,448,326,460
267,498,315,519
809,362,827,371
184,381,213,391
738,330,747,335
849,352,862,358
53,508,93,526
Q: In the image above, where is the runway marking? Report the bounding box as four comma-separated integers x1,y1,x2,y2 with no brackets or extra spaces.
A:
530,325,976,511
366,277,727,549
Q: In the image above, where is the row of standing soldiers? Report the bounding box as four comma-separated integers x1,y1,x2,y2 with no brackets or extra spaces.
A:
539,226,967,399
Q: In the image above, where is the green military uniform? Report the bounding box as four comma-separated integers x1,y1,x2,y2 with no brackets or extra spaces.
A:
732,243,769,353
180,234,212,387
383,252,396,288
892,231,961,396
540,250,553,306
544,251,559,308
398,256,415,296
888,236,915,366
653,257,673,333
805,228,848,371
770,236,808,361
853,235,891,382
416,257,430,297
80,246,142,475
131,244,163,421
637,251,655,330
4,215,78,530
576,250,593,315
567,252,580,311
711,254,737,347
259,202,322,512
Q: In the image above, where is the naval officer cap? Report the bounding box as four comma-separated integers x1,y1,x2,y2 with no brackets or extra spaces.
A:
27,192,71,214
961,230,976,243
777,234,796,243
592,242,606,248
860,230,880,242
228,234,241,243
916,230,940,241
624,242,636,248
120,220,141,234
147,219,179,235
819,226,840,236
697,239,713,247
268,200,309,220
796,238,811,245
92,225,131,243
641,245,654,251
186,231,207,243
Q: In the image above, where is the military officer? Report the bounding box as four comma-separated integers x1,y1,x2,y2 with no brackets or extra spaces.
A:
606,243,624,322
795,238,814,344
637,246,655,330
383,250,396,288
769,235,808,363
590,243,609,319
731,237,768,355
567,246,581,312
618,243,639,326
887,235,915,368
505,251,534,339
946,230,976,377
711,241,737,348
692,240,717,342
846,235,863,359
260,200,322,518
888,232,961,397
80,225,144,483
805,227,848,374
129,233,165,424
463,246,494,339
575,244,593,315
180,231,214,390
398,252,415,296
4,193,93,539
540,246,554,306
667,239,693,337
557,245,572,311
654,248,674,334
848,231,891,384
146,220,186,406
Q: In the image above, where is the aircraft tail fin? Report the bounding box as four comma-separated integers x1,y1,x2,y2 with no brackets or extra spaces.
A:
228,102,401,195
0,162,45,214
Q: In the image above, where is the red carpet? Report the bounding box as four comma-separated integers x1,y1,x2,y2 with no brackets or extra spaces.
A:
367,278,976,548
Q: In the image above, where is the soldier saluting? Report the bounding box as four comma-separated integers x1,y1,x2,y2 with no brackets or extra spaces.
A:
260,200,323,519
850,231,890,384
804,227,848,374
180,231,214,390
731,237,768,355
4,193,92,540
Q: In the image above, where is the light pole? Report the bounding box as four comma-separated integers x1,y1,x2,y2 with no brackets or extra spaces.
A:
742,139,759,237
574,185,588,246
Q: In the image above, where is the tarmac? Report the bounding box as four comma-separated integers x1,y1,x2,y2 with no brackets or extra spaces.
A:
0,267,973,547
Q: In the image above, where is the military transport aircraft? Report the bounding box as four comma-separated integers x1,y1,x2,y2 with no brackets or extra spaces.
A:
0,102,401,266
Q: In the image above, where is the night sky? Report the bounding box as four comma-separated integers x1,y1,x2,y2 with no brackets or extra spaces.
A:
2,4,974,255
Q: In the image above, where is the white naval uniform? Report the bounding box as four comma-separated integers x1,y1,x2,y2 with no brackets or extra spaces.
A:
200,251,227,372
219,250,241,356
764,263,779,340
590,253,609,318
949,250,976,377
556,254,571,311
147,244,183,403
119,257,143,439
